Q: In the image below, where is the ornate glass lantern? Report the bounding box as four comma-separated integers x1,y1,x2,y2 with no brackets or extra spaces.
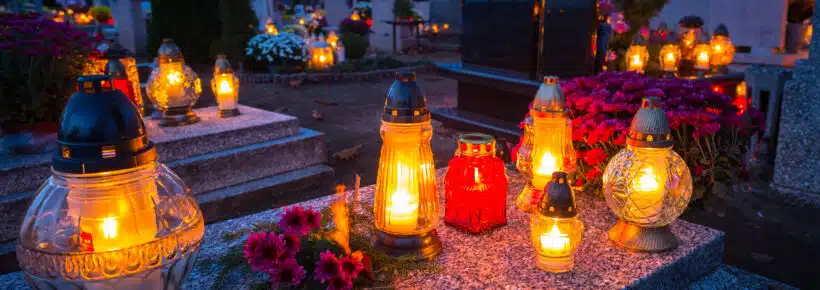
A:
210,54,240,117
515,115,534,178
602,97,693,252
374,72,441,261
530,172,583,273
659,44,681,75
309,40,334,70
625,35,649,73
709,24,735,72
693,43,712,72
146,39,202,126
266,17,278,35
517,76,576,212
17,75,205,289
444,133,508,234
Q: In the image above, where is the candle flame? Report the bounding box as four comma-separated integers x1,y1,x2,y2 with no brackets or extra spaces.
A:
536,151,559,177
351,13,360,21
631,54,641,65
474,167,481,184
101,218,117,239
633,166,660,193
167,71,183,85
392,163,419,216
299,18,305,25
319,55,326,63
540,224,570,251
217,78,233,94
697,51,709,62
666,52,675,61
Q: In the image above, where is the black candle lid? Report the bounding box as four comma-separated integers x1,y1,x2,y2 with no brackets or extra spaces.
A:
158,38,184,64
382,71,430,124
537,172,578,218
713,24,729,37
626,97,673,148
52,75,157,174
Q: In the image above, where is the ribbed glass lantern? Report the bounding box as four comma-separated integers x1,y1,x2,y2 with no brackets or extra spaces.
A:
17,75,205,289
516,76,576,212
602,97,693,252
515,115,534,177
373,72,441,261
146,39,202,126
210,54,240,117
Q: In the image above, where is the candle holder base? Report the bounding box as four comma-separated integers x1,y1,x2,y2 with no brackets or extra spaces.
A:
218,108,241,118
159,107,200,127
375,229,442,261
516,182,542,213
608,219,678,252
536,254,574,273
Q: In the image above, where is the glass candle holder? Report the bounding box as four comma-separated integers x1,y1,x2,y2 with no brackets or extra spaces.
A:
515,115,534,177
709,24,734,72
146,39,202,126
309,41,334,70
105,58,143,115
211,54,240,117
693,44,712,71
444,133,508,234
603,97,692,252
530,172,583,273
659,44,681,73
625,45,649,73
373,72,441,261
17,76,204,289
517,76,576,212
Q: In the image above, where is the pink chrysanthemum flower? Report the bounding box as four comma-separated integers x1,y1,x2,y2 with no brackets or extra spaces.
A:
245,232,285,271
314,250,342,283
327,276,353,290
339,254,365,280
278,206,312,236
305,206,322,230
282,233,301,257
269,257,305,286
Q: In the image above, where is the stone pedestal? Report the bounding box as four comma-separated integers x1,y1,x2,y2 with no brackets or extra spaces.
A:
110,0,147,55
744,65,792,169
772,7,820,196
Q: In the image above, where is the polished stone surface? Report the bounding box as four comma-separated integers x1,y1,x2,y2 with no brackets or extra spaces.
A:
0,169,792,289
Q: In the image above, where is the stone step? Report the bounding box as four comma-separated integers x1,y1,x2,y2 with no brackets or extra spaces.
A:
0,105,299,197
0,165,335,274
0,127,327,243
689,265,796,289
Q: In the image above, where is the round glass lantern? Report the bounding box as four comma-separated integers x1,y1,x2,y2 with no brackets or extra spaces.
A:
517,76,576,213
693,43,712,72
373,72,441,261
146,39,202,126
530,172,583,273
709,24,735,72
625,45,649,73
678,15,704,61
659,44,681,75
210,54,240,117
17,75,205,289
602,97,692,252
444,133,508,234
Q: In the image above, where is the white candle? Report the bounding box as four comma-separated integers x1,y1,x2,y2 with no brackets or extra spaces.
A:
540,224,571,256
533,151,558,189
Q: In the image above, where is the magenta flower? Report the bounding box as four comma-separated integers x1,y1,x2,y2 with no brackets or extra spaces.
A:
269,257,306,286
244,232,286,271
314,250,342,283
278,206,312,236
327,276,353,290
282,233,301,257
339,254,365,280
305,206,322,229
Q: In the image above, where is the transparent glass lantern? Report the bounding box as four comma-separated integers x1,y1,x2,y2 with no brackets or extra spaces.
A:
602,97,692,252
710,24,735,70
625,45,649,73
210,54,240,117
373,72,441,261
659,44,681,73
309,41,334,70
693,43,712,71
517,77,576,212
105,58,143,115
146,39,202,126
17,75,205,289
530,172,582,273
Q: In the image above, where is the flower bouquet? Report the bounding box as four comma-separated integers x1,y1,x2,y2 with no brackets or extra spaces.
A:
513,71,764,200
246,32,309,72
204,186,439,289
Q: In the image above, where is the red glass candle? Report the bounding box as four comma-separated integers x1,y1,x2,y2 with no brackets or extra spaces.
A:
445,133,508,234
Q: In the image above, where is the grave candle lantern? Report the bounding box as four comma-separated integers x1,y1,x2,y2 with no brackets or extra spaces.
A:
211,54,240,117
693,43,712,71
327,30,339,48
444,133,508,234
659,44,681,74
146,39,202,126
17,75,205,289
602,97,693,252
266,17,278,35
105,58,142,115
517,76,576,212
374,72,441,261
625,35,648,73
309,41,334,70
103,44,144,115
734,81,748,115
678,15,704,60
515,115,534,178
709,24,735,71
530,172,583,273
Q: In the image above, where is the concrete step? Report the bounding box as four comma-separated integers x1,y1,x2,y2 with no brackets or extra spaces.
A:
0,127,327,242
0,105,299,197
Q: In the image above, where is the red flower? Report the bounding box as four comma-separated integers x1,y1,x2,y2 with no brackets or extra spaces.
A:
244,232,286,271
612,132,627,146
327,276,353,290
269,257,305,286
315,250,342,283
282,234,301,257
692,122,720,139
694,165,706,176
583,148,607,166
584,168,602,180
574,178,585,186
306,206,322,229
339,254,365,280
278,206,312,236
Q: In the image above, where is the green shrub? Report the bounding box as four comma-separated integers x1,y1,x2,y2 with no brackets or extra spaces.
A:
211,0,258,61
393,0,414,19
340,32,368,60
148,0,221,64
